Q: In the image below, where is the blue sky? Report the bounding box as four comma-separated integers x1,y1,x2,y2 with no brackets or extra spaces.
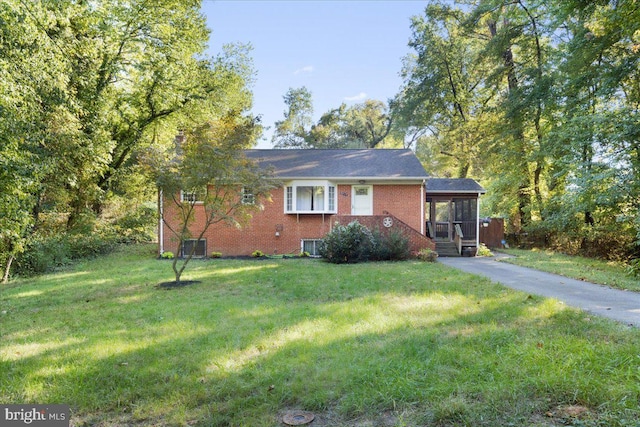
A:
202,1,427,147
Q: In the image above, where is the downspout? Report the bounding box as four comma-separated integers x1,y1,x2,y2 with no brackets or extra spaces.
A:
476,194,481,252
159,188,164,256
421,180,426,234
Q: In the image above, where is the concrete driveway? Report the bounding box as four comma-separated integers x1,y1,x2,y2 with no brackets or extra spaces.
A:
438,254,640,327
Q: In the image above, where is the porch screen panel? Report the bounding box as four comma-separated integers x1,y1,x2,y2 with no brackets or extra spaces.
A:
454,199,476,221
453,199,477,239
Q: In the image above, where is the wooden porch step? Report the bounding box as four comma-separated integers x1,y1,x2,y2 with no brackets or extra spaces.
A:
435,241,461,257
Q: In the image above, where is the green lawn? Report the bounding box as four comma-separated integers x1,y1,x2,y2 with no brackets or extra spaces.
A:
500,248,640,292
1,244,639,426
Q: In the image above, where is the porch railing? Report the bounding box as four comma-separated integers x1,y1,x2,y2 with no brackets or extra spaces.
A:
435,222,449,239
456,221,476,240
454,223,464,256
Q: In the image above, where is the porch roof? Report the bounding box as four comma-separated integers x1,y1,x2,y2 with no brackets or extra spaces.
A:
426,178,486,195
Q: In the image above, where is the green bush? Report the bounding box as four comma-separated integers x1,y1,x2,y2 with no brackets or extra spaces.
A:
319,222,411,264
627,258,640,277
210,252,222,258
370,228,410,261
417,248,438,262
251,250,265,258
476,243,493,257
112,204,157,243
161,251,175,259
14,232,119,276
319,221,374,264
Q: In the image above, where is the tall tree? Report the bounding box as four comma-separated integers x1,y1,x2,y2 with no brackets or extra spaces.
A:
0,0,69,280
272,87,314,148
3,0,255,229
272,88,396,149
549,0,640,246
394,2,492,178
308,100,395,148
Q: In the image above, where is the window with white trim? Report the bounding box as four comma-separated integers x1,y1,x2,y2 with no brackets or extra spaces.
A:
302,239,322,256
180,188,205,203
285,181,336,214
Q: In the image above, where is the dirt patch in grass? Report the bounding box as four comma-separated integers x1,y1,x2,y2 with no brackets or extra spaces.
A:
155,280,201,289
527,405,594,427
278,408,399,427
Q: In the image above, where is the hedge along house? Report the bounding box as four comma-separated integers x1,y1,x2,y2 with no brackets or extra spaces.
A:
425,178,487,256
159,149,437,257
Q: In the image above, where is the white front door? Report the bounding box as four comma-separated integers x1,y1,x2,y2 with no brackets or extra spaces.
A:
352,185,373,215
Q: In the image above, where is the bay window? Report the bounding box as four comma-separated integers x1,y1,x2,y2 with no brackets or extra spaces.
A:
285,181,336,214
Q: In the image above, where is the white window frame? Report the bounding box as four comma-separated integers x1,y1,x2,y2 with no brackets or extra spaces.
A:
301,239,322,256
180,188,205,204
284,180,337,214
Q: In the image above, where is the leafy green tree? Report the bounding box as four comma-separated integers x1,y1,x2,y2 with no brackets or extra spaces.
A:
144,115,277,285
0,143,37,283
399,0,638,257
272,87,314,148
3,0,255,228
0,0,69,281
394,2,492,178
273,87,396,149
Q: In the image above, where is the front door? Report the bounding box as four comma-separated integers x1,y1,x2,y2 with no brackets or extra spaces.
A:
352,185,373,215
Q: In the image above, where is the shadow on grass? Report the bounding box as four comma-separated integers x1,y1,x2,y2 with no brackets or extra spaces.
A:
2,253,640,426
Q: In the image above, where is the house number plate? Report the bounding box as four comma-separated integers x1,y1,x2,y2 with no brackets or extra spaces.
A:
383,217,393,228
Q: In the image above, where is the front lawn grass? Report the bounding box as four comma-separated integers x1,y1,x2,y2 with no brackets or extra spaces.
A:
1,244,639,426
501,248,640,292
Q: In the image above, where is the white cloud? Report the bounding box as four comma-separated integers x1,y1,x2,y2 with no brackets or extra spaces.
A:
344,92,367,102
294,65,314,75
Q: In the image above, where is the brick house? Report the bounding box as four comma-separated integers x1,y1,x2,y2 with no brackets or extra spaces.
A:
158,149,485,257
159,149,486,257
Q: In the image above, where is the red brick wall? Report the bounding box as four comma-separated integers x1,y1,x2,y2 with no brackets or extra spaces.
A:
373,185,423,232
161,182,428,256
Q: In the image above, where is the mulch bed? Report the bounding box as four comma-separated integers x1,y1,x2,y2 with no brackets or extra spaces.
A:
156,280,202,289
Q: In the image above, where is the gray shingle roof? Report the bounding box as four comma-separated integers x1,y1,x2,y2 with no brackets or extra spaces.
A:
426,178,486,194
245,149,428,180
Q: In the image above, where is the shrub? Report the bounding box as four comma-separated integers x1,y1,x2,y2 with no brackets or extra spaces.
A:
319,221,374,264
627,258,640,278
370,228,410,261
210,252,222,258
13,232,119,276
65,233,118,259
381,229,410,260
112,204,157,243
299,251,310,257
418,248,438,262
251,250,265,258
161,251,175,259
476,243,493,257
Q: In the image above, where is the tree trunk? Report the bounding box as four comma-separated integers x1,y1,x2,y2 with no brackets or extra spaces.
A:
172,241,184,285
489,18,531,229
2,255,14,284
